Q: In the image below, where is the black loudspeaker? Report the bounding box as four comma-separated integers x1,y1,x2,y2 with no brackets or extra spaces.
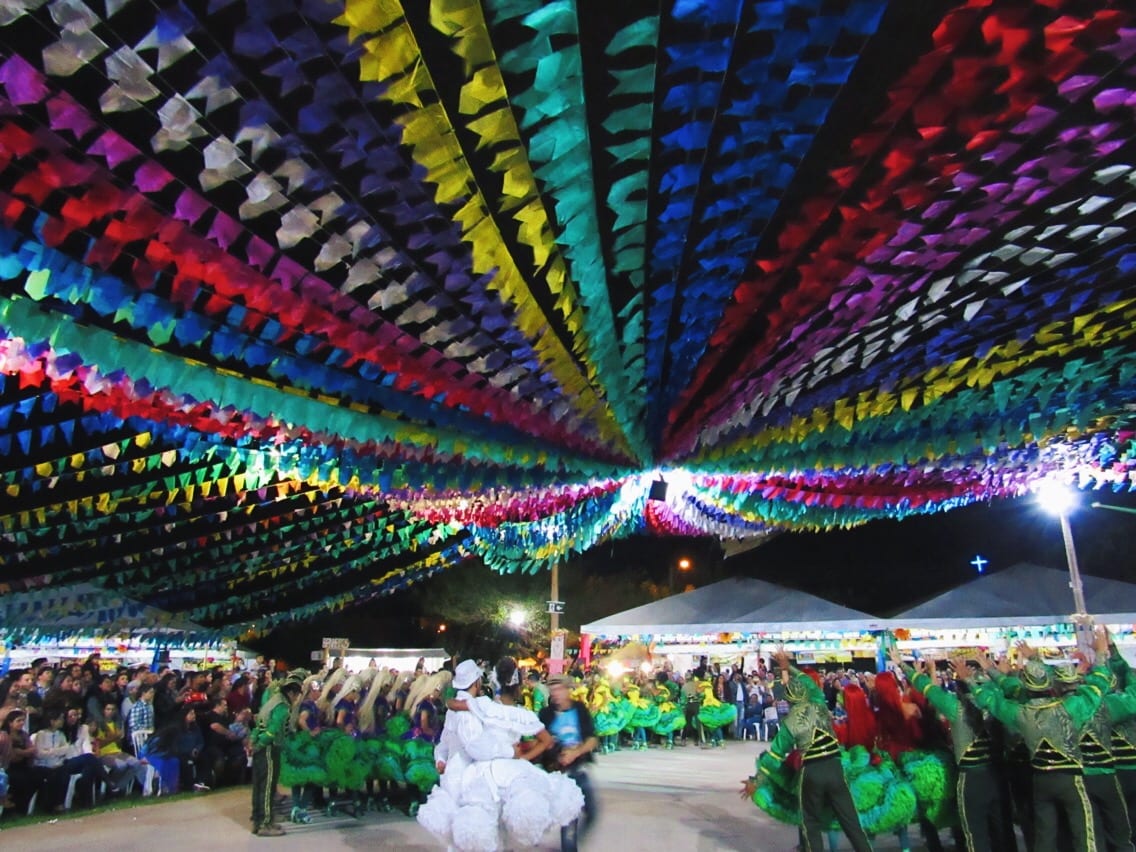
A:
648,479,668,501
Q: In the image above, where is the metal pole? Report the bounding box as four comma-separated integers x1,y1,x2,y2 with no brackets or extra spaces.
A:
549,560,565,674
1091,502,1136,516
550,560,560,635
1060,512,1095,657
1060,512,1087,614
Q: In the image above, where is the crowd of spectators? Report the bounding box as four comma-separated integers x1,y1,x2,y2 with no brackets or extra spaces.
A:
0,653,276,816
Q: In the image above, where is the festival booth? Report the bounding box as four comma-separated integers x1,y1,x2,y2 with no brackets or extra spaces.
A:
580,576,887,674
887,563,1136,661
0,582,239,670
338,647,450,674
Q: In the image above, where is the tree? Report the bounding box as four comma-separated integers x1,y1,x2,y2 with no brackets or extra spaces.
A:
409,554,668,660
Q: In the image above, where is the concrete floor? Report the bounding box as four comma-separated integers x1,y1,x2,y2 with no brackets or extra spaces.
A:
0,740,949,851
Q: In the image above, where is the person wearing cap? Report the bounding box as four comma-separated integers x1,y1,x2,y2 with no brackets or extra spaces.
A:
433,659,485,775
891,646,1012,852
539,673,599,852
963,627,1113,852
249,669,305,837
1050,638,1136,852
1105,638,1136,845
746,649,872,852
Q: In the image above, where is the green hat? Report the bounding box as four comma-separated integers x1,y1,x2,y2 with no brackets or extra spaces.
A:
282,668,308,688
1050,664,1081,686
1021,660,1053,692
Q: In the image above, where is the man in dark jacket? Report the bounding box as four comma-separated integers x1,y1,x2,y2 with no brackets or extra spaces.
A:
539,675,599,852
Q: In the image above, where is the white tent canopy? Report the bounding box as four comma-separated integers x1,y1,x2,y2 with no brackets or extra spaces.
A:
888,563,1136,629
580,576,886,637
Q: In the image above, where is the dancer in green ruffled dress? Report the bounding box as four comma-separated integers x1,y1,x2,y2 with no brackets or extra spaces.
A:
695,677,736,747
589,680,622,753
624,684,659,750
652,686,686,749
282,673,324,824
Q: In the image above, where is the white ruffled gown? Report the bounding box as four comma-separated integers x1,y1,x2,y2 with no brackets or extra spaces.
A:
416,695,584,851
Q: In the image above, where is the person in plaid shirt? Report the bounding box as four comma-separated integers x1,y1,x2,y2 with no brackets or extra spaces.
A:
127,684,156,741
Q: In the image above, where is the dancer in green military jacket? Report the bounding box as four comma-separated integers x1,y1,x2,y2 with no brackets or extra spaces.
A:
890,648,1013,852
1108,639,1136,845
743,649,873,852
250,670,305,837
956,626,1111,852
1048,635,1136,852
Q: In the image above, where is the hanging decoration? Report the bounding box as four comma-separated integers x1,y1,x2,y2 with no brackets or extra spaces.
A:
0,0,1132,637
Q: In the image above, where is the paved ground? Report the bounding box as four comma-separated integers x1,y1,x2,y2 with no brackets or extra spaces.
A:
0,740,953,850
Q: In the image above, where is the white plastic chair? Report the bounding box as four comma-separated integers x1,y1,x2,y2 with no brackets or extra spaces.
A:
62,772,92,810
130,730,160,796
130,729,153,757
762,706,780,741
19,771,88,813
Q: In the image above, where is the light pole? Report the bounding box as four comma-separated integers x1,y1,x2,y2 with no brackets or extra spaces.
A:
1037,481,1092,654
548,561,566,675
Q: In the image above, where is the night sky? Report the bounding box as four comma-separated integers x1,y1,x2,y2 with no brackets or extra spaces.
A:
256,489,1136,665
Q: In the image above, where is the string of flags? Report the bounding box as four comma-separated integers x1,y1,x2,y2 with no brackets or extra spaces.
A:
0,0,1132,637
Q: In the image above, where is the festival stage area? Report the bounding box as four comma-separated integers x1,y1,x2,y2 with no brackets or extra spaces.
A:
1,742,954,851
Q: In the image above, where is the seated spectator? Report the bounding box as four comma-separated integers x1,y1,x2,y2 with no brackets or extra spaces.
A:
229,707,253,742
92,700,151,795
32,707,104,812
200,697,246,787
741,693,764,739
3,708,51,812
147,706,207,792
2,708,44,813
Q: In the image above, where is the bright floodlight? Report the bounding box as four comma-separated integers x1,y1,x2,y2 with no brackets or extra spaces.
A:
1036,480,1077,516
607,661,626,678
508,609,526,628
678,557,692,570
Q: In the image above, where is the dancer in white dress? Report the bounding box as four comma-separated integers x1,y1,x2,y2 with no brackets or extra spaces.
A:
417,659,584,851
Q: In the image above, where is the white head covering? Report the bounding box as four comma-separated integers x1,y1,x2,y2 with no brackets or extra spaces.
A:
453,659,482,690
